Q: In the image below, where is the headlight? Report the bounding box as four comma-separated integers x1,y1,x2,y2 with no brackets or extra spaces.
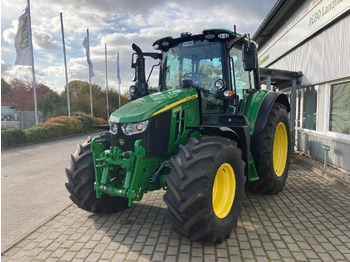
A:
121,120,149,136
215,79,225,89
110,123,118,135
129,85,137,94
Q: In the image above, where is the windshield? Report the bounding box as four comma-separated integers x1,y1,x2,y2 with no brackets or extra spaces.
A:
161,41,223,93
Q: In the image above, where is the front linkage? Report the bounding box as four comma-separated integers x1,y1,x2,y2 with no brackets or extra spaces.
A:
90,136,167,207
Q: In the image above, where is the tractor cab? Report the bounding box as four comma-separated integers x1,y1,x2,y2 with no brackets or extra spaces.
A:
127,29,259,124
154,29,259,124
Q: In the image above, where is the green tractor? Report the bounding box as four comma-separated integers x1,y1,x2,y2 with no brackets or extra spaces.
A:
66,29,291,243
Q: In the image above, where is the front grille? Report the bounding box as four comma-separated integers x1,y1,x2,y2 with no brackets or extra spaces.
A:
110,110,171,157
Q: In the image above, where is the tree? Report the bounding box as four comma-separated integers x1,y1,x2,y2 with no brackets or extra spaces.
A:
1,79,52,111
1,78,128,120
65,80,127,120
66,80,96,115
1,79,11,95
108,89,128,113
38,92,67,118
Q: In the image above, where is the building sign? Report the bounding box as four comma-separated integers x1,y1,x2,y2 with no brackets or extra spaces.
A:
258,0,350,67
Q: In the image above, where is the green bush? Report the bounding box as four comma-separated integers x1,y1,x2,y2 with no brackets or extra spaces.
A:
96,117,108,126
45,116,83,135
1,128,26,147
24,126,49,142
2,113,105,148
40,122,67,138
72,116,93,132
72,112,100,132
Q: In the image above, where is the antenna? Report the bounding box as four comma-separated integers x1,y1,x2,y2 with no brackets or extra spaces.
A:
247,33,251,53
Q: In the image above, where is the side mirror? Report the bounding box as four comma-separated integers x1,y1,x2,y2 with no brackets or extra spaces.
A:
131,53,137,82
128,43,148,100
242,42,257,71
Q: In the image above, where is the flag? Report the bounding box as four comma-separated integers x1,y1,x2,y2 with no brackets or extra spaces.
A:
15,7,32,66
116,52,121,85
83,35,94,78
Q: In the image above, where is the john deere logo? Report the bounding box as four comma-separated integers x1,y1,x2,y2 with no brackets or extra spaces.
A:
19,14,29,50
119,139,125,146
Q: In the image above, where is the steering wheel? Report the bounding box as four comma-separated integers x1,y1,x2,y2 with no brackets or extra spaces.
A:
180,79,210,95
184,72,207,82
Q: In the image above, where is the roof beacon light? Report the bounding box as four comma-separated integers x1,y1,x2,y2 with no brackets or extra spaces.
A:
218,32,230,39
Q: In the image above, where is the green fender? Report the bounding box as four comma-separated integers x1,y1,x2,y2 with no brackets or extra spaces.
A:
241,90,290,179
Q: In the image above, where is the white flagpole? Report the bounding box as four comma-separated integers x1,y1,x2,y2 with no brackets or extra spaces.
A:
118,81,121,108
27,0,38,125
60,13,71,117
117,51,121,108
105,43,109,118
87,29,93,116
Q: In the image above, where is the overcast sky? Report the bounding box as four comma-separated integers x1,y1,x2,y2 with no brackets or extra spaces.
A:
1,0,276,93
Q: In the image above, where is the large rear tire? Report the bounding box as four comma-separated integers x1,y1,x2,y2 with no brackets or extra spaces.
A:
65,132,128,213
249,103,291,194
164,136,246,243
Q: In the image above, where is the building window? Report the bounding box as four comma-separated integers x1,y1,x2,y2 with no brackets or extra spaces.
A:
330,81,350,135
297,90,301,127
302,86,317,130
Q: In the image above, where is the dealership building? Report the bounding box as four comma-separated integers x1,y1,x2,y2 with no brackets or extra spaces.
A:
254,0,350,172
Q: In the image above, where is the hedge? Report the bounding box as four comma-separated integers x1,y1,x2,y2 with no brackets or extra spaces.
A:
2,113,107,148
72,112,99,132
1,128,26,148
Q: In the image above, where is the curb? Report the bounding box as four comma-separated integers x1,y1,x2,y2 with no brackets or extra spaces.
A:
295,157,350,193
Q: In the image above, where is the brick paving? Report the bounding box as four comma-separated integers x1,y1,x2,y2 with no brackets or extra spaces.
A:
2,162,350,262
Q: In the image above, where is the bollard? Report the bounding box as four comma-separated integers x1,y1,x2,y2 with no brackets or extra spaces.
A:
321,144,330,169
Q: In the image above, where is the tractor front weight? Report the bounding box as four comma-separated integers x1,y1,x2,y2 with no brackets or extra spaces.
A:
91,136,166,207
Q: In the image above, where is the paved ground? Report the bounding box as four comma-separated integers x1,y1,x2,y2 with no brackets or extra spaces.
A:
2,159,350,261
1,132,100,251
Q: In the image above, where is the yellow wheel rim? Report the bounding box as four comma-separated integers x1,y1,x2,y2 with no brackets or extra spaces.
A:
273,122,288,177
212,163,236,218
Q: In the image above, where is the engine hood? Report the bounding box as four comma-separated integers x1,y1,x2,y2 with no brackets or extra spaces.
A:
109,88,198,123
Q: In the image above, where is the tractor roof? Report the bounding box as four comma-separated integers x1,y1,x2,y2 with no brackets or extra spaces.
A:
152,28,250,52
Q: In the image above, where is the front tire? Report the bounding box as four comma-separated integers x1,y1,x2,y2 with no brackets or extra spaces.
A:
164,136,246,243
65,132,128,213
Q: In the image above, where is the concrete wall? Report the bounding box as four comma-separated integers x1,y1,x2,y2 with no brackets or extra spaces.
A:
298,129,350,171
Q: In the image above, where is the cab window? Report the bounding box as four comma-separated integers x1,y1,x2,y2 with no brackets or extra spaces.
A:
230,46,252,101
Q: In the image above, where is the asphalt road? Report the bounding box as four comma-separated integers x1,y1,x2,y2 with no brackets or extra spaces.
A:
1,132,100,252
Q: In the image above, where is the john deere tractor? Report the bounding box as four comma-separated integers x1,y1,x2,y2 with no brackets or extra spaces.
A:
65,29,291,243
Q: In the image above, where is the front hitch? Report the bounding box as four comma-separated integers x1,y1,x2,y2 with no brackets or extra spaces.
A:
91,137,146,206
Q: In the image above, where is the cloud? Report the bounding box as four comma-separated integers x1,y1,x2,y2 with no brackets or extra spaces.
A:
1,0,276,93
32,28,60,51
2,21,17,45
1,63,33,84
2,20,59,51
1,60,12,74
